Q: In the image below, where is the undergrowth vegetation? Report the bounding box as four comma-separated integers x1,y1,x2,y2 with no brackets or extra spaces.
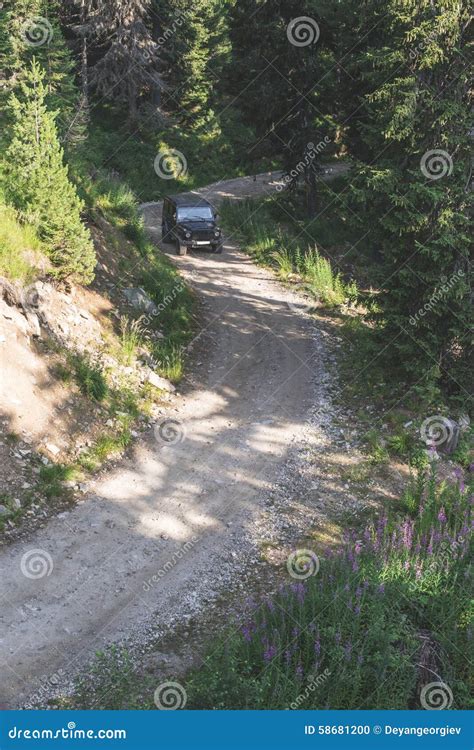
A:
186,465,473,709
220,190,358,309
0,200,44,281
62,462,473,711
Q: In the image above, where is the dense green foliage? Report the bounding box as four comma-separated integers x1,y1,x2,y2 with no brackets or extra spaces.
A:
1,0,469,713
4,60,95,282
187,466,472,709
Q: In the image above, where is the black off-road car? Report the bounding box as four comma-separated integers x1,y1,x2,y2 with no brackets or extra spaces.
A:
161,195,223,256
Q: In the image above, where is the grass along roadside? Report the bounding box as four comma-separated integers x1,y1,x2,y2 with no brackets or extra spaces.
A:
220,193,358,309
54,460,473,710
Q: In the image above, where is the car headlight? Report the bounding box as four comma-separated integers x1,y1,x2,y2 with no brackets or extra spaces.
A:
214,230,221,237
185,231,191,238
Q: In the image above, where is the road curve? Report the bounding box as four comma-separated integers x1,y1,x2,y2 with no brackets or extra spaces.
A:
0,172,325,707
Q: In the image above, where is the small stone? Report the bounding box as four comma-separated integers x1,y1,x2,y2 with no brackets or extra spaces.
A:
146,370,176,392
0,505,9,515
45,443,61,456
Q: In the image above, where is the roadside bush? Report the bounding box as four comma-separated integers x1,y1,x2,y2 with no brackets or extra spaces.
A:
69,353,107,401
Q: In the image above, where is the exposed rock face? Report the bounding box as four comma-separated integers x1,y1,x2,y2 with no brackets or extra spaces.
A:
13,280,104,351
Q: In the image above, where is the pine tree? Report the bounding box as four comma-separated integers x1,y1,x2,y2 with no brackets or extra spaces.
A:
79,0,161,122
0,0,82,144
226,0,337,214
349,0,472,395
5,60,96,283
155,0,226,125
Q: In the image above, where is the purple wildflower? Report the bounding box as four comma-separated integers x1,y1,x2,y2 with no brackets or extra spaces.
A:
242,625,253,642
378,583,385,594
263,644,277,662
335,630,341,644
344,641,352,661
437,506,447,524
415,560,423,580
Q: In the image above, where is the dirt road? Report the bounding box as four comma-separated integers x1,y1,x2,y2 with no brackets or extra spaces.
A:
0,172,333,707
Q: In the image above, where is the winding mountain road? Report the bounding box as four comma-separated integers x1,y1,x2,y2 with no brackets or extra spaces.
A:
0,171,334,707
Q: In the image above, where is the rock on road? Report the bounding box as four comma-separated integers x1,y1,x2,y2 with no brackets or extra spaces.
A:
0,171,335,707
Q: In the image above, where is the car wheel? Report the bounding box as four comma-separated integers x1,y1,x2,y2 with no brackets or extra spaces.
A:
213,242,223,254
176,239,187,256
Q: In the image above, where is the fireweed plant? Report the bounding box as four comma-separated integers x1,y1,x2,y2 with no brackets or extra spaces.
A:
187,463,473,709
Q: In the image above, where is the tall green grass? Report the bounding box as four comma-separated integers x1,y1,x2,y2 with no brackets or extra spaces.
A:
220,197,357,308
0,201,44,281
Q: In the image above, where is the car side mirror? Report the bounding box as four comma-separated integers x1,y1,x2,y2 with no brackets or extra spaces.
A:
173,213,177,220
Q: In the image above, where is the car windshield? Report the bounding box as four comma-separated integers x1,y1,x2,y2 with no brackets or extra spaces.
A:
177,206,213,221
